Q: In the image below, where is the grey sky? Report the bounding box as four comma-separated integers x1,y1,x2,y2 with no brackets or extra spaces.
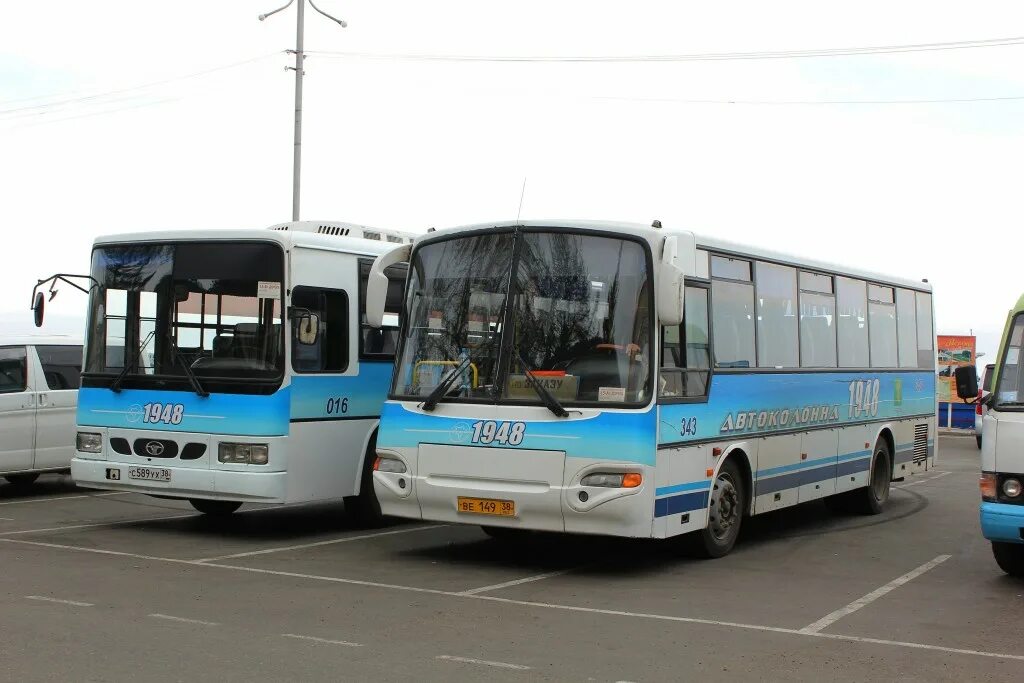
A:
2,1,1022,361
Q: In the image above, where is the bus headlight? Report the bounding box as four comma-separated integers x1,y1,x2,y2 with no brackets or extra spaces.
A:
218,443,269,465
374,456,406,474
76,432,102,453
1003,478,1022,499
581,472,642,488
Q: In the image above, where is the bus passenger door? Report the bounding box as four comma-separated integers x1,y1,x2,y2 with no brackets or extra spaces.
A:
798,429,837,503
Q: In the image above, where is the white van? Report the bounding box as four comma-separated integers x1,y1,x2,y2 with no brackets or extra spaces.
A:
0,336,82,486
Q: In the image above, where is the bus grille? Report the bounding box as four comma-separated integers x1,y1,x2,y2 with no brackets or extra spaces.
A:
913,424,929,464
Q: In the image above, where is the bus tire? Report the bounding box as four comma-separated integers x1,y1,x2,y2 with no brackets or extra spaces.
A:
4,473,40,488
992,542,1024,577
851,439,892,515
976,434,983,450
189,499,242,516
687,459,745,559
344,440,384,528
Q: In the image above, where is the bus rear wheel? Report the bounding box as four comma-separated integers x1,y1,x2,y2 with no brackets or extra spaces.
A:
344,438,384,528
686,459,745,558
992,542,1024,577
850,440,892,515
189,499,242,516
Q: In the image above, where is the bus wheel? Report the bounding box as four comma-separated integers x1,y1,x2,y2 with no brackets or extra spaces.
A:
687,459,745,558
992,542,1024,577
344,443,384,528
4,473,40,488
189,499,242,516
851,439,892,515
976,434,983,449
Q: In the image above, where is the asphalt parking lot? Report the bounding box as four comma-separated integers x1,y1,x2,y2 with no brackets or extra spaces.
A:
1,434,1020,682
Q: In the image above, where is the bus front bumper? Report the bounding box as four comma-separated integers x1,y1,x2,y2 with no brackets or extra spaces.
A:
71,457,288,503
980,502,1024,544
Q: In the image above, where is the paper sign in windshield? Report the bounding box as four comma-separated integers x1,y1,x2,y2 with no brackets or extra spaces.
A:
257,281,281,299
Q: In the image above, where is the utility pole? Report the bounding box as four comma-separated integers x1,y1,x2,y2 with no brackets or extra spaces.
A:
259,0,347,222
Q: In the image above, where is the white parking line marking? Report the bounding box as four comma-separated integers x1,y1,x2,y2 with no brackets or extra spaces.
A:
894,471,952,489
0,513,197,536
436,655,531,671
149,613,219,626
459,569,576,595
5,538,1023,663
281,634,362,647
799,555,952,634
0,491,129,506
25,595,93,607
0,517,14,521
192,524,448,562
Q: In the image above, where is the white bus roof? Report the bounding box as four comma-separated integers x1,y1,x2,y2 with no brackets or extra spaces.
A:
420,219,933,293
93,220,416,258
1,334,83,346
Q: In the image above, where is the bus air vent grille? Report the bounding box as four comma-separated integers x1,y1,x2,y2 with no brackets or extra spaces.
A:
317,225,351,236
913,424,929,464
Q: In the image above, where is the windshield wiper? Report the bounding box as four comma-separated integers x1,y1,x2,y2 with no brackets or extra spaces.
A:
169,335,209,398
421,355,473,412
513,350,569,418
109,331,155,393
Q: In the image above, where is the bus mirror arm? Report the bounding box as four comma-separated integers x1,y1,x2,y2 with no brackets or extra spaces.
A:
367,244,411,328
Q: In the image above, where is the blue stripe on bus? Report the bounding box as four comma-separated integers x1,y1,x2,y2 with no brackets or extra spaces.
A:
654,490,710,518
836,457,872,477
654,481,711,497
755,464,838,496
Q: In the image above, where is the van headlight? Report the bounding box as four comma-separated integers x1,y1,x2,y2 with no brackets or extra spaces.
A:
1003,478,1022,499
218,443,269,465
77,432,102,453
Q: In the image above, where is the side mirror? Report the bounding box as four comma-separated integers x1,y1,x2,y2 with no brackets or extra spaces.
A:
657,236,685,327
954,365,979,400
296,313,320,345
32,291,45,328
367,243,411,328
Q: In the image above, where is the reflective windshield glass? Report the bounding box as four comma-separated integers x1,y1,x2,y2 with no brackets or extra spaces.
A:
995,314,1024,407
393,233,514,398
392,230,653,406
85,242,284,392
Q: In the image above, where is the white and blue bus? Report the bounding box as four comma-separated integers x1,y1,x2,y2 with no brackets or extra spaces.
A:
365,220,936,556
70,221,411,519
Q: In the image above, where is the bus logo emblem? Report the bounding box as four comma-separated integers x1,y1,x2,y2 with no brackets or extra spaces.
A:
145,441,165,456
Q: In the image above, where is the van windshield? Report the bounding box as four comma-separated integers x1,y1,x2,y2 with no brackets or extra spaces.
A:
995,314,1024,408
84,242,285,393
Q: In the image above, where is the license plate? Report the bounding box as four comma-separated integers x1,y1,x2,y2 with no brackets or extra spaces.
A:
457,496,515,517
128,466,171,482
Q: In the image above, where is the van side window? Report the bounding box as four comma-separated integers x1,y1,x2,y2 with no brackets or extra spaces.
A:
291,288,349,373
0,346,28,393
36,345,83,390
660,286,711,399
358,260,407,360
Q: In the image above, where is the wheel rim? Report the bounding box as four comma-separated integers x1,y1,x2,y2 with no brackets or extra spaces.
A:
708,472,740,541
871,451,890,503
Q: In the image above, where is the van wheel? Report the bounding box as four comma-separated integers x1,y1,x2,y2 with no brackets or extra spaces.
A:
4,473,40,487
344,438,384,528
992,542,1024,577
686,459,745,558
851,440,892,515
189,499,242,516
976,435,983,449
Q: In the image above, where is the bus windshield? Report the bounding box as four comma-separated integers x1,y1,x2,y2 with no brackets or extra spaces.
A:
995,314,1024,408
84,242,285,393
392,230,652,406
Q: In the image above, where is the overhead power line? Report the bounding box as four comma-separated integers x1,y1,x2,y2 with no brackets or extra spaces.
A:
0,52,282,115
307,34,1024,63
590,93,1024,106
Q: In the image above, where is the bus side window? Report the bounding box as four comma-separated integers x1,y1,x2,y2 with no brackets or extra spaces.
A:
358,261,407,360
660,286,710,399
291,287,349,373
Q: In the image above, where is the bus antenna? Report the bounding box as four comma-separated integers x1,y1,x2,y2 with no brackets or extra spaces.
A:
516,176,527,223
